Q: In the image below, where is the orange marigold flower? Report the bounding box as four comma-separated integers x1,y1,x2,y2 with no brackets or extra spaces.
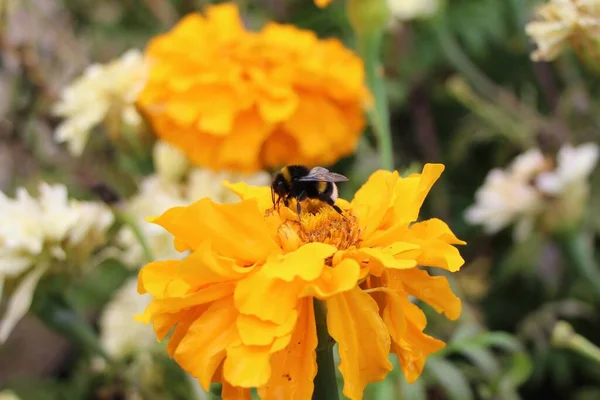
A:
137,164,465,399
315,0,334,7
137,3,367,173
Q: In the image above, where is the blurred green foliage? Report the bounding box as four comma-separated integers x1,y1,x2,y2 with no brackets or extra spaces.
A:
2,0,600,399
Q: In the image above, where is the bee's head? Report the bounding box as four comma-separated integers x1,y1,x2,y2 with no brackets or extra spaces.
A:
271,171,290,197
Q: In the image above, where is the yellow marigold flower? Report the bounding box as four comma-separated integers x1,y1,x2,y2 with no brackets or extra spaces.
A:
137,164,464,399
137,3,367,173
526,0,600,63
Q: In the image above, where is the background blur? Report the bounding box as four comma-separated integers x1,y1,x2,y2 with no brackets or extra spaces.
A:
2,0,600,399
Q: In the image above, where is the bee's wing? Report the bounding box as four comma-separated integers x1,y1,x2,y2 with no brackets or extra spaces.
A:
296,167,349,182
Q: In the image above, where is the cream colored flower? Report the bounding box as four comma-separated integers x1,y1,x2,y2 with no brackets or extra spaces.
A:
465,149,547,240
117,168,272,268
53,49,146,156
0,183,114,342
116,177,187,267
153,140,190,183
537,142,599,194
0,390,21,400
466,143,599,239
186,168,271,203
99,278,155,359
526,0,600,62
387,0,439,21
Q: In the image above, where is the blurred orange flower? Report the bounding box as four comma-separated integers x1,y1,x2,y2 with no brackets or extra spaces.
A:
137,3,367,173
315,0,334,7
137,164,464,399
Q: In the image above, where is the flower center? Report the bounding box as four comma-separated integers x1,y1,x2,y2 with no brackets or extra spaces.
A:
271,198,362,251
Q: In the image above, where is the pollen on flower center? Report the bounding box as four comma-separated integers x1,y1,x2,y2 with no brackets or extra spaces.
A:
271,198,362,252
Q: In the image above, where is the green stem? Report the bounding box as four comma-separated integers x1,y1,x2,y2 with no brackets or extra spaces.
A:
553,321,600,365
435,24,498,101
312,299,339,400
356,29,395,171
556,230,600,300
115,209,154,263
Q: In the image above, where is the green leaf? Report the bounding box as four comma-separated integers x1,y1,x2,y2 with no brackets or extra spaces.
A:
459,346,502,379
472,332,524,353
426,356,474,400
497,352,533,393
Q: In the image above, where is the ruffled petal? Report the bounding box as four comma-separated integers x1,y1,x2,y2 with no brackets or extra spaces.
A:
259,298,317,400
236,310,298,347
224,181,273,214
326,288,393,400
389,268,461,320
403,218,466,271
137,260,183,298
351,170,399,237
390,296,445,383
173,297,239,389
152,198,280,263
178,241,251,289
223,344,272,388
262,242,336,282
344,245,419,276
137,282,235,321
392,164,445,223
221,381,252,400
302,258,360,299
234,269,303,324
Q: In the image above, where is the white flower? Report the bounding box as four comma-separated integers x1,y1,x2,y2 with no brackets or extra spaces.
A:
536,142,599,194
464,149,547,240
116,177,187,267
526,0,600,61
387,0,440,21
0,390,21,400
153,140,190,183
53,49,146,156
99,278,155,359
0,183,114,342
186,168,272,203
117,168,272,268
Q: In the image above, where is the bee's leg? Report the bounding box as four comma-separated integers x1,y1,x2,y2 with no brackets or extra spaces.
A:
321,195,348,219
296,191,307,218
271,186,276,208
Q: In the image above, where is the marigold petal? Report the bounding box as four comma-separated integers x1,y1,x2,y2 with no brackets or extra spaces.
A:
142,282,235,316
167,306,207,355
301,258,360,299
218,111,272,169
390,296,446,383
405,218,466,271
223,344,272,388
223,181,273,214
351,170,399,237
152,198,280,263
222,381,252,400
390,269,462,320
236,310,298,347
178,242,249,290
259,298,317,400
137,260,184,298
349,247,417,276
234,269,303,324
392,164,445,223
173,297,239,389
326,288,393,400
381,289,407,345
263,243,336,282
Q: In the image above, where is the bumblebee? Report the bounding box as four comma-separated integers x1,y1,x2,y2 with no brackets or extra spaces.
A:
271,165,349,217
